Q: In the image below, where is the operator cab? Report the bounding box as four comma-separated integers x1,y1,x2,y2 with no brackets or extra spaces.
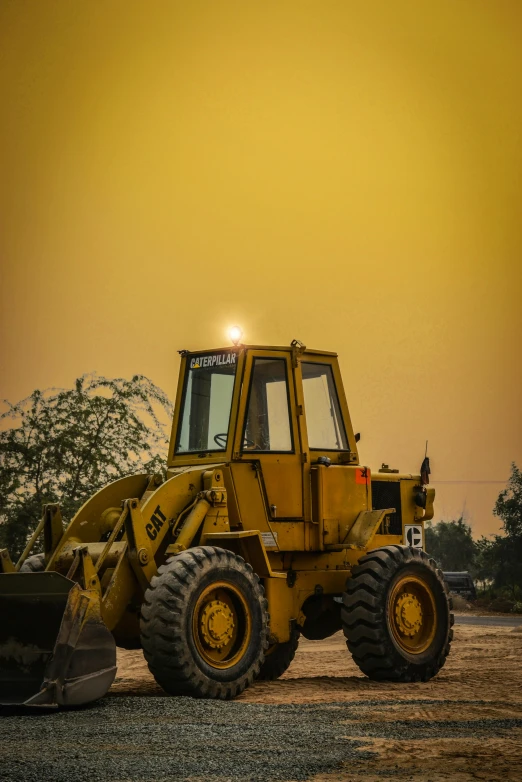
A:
171,343,357,465
169,342,360,529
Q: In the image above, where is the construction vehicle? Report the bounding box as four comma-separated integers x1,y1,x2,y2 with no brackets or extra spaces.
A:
443,571,477,600
0,339,453,707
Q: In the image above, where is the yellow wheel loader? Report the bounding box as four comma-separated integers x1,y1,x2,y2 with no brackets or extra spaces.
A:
0,340,453,707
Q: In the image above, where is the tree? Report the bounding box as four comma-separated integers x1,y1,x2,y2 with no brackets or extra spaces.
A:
472,536,498,592
462,464,522,601
0,374,173,559
495,463,522,539
487,463,522,599
424,517,475,571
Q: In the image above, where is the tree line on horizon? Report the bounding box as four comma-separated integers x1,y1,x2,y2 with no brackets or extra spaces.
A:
0,375,520,609
425,464,522,610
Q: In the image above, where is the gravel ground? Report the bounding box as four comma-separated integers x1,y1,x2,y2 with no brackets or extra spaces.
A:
2,624,522,782
2,697,522,782
453,614,522,627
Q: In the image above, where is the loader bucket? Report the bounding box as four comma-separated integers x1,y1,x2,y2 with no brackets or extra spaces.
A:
0,572,116,708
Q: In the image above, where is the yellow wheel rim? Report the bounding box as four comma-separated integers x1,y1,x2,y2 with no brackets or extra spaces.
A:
192,581,252,669
388,574,437,654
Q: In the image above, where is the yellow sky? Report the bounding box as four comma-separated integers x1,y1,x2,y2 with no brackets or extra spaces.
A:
1,1,521,537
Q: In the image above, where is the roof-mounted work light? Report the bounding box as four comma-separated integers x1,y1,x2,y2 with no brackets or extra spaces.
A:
228,326,243,346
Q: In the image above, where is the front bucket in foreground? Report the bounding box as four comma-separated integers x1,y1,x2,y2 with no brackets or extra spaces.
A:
0,572,116,707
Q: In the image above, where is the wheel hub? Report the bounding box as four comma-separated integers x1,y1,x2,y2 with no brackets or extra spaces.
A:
395,592,423,636
200,599,235,649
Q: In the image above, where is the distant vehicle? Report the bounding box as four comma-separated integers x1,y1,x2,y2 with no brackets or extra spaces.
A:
443,571,477,599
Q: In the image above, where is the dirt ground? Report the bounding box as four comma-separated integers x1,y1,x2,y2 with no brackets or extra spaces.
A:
113,618,522,781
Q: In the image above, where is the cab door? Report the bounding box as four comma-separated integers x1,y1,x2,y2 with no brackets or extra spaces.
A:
233,350,303,520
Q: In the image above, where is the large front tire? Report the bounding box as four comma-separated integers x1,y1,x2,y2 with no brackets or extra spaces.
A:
140,546,269,699
342,545,453,682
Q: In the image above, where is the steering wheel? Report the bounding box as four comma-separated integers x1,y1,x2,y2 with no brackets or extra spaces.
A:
213,433,257,449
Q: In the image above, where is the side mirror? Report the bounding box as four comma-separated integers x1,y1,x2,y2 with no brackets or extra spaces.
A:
355,432,361,443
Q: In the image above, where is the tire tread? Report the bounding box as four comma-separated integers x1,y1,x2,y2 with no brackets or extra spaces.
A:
342,545,453,682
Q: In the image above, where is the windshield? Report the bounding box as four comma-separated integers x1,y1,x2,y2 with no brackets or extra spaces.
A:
175,351,238,453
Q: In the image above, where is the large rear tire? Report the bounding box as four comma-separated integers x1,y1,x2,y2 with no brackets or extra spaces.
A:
257,625,300,681
140,546,269,699
342,545,453,682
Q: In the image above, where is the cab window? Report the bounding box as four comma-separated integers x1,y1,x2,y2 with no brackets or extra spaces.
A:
302,362,348,450
176,351,238,452
242,358,293,452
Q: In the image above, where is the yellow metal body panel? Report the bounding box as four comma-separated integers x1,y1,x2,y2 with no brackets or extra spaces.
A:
372,534,403,547
229,463,273,534
343,509,395,548
220,465,242,527
257,459,303,518
311,464,370,548
269,521,306,552
268,549,357,572
202,531,286,579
